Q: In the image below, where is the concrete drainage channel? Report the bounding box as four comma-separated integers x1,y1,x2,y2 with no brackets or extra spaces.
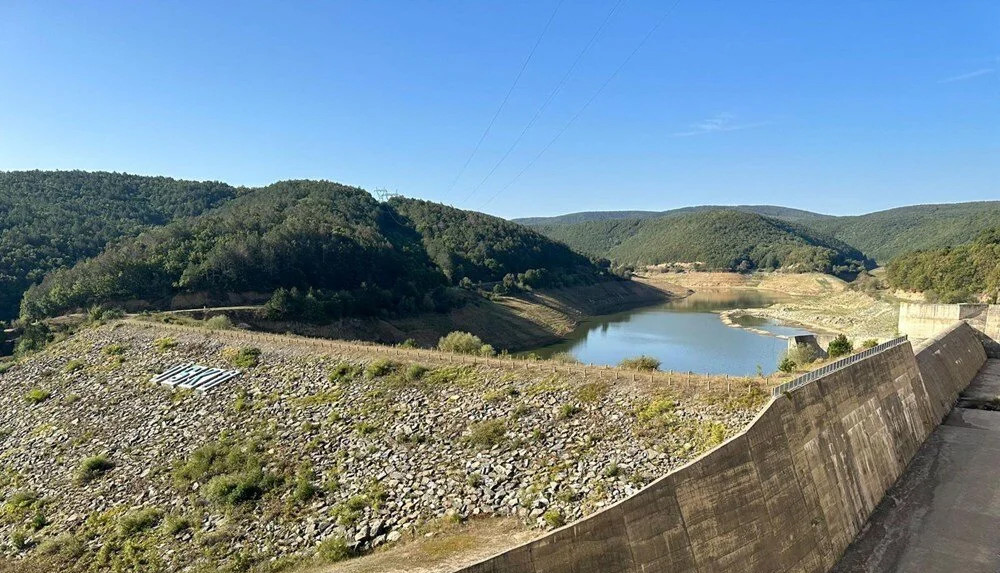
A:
151,363,241,392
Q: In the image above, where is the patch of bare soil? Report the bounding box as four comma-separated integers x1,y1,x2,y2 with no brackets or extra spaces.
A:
304,518,537,573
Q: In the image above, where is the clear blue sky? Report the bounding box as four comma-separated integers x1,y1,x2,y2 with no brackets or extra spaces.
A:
1,1,997,219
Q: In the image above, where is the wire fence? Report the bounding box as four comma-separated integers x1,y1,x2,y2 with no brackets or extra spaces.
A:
122,319,784,397
771,335,910,397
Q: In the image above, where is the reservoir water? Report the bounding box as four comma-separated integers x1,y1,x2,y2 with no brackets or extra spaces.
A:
531,290,810,376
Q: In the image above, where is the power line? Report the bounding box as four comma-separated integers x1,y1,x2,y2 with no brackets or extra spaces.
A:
443,0,564,198
481,0,682,209
460,0,626,204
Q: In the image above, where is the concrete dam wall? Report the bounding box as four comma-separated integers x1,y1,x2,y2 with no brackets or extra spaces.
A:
899,302,1000,357
456,322,986,573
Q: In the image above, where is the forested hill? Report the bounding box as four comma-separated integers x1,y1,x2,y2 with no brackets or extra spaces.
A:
0,170,239,320
804,201,1000,263
886,228,1000,303
20,181,616,321
515,205,831,227
390,197,603,286
523,201,1000,264
537,210,870,275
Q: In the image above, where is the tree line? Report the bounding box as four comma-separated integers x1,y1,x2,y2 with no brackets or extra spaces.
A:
886,228,1000,303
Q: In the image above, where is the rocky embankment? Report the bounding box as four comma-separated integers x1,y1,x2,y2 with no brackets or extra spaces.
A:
0,322,766,572
732,291,899,341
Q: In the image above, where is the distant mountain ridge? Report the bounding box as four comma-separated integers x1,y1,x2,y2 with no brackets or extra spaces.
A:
522,201,1000,263
537,209,870,276
514,205,832,226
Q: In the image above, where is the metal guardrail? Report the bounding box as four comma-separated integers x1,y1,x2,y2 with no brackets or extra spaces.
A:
771,335,909,397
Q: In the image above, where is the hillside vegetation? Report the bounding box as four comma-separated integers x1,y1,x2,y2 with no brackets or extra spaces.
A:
515,205,832,226
389,198,608,289
539,210,869,275
806,201,1000,263
525,201,1000,264
0,171,238,320
19,180,617,323
886,228,1000,303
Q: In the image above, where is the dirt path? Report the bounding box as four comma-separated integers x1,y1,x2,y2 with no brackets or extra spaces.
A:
300,518,538,573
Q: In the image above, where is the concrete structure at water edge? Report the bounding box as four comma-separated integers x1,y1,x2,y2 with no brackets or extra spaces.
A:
453,322,987,573
898,302,1000,357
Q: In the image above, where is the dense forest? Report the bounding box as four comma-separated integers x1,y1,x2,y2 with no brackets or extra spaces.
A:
0,171,239,320
886,228,1000,303
390,197,607,289
805,202,1000,263
18,180,618,322
539,210,870,275
525,201,1000,264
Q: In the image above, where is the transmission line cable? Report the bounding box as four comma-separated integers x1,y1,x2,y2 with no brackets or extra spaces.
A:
481,0,682,208
443,0,564,198
460,0,625,204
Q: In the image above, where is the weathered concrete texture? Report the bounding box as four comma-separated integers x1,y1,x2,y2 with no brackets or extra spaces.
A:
898,303,985,340
832,360,1000,573
913,321,990,420
898,302,1000,358
453,323,987,573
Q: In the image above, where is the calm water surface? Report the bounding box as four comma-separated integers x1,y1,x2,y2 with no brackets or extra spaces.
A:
531,290,810,376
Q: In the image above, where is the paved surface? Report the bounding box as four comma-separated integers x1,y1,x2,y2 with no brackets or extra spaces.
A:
833,359,1000,573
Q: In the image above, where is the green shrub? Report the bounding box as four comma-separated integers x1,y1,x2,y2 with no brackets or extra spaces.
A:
405,364,428,381
543,509,565,528
30,511,47,531
63,359,86,374
317,536,352,563
328,362,361,382
204,468,278,506
704,422,727,447
154,337,178,352
398,338,418,348
828,334,853,358
119,507,164,536
36,533,83,560
619,356,660,371
205,315,233,330
558,404,582,420
76,455,114,484
777,356,796,373
172,438,280,506
6,490,40,510
164,514,195,536
364,359,397,379
102,343,127,356
602,462,620,478
785,343,817,367
437,331,495,356
575,382,608,403
635,399,678,431
861,339,879,349
294,466,317,503
465,419,507,448
10,529,29,551
223,346,261,368
354,422,377,436
24,388,51,405
0,361,14,375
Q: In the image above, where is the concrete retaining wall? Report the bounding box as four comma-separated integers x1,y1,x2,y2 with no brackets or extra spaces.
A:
898,302,999,357
456,322,986,573
913,321,989,420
